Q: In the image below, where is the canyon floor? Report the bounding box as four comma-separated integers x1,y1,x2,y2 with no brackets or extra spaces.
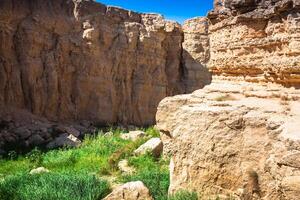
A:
0,127,198,200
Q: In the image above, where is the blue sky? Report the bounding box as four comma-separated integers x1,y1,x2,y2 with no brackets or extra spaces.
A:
96,0,214,24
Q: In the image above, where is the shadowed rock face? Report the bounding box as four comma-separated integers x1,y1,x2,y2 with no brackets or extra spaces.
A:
0,0,193,126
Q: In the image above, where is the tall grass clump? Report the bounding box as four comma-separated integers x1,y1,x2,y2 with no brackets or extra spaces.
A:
0,172,110,200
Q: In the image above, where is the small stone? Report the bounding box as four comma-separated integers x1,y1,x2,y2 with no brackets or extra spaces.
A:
134,138,163,157
104,131,114,136
121,131,146,141
30,167,50,175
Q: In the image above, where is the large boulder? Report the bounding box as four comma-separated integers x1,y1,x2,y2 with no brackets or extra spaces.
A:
134,138,163,157
156,80,300,200
103,181,153,200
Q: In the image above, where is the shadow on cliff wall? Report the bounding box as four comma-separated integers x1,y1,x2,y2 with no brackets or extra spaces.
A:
182,49,212,93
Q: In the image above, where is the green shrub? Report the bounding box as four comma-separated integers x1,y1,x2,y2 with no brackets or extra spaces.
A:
169,190,198,200
0,172,110,200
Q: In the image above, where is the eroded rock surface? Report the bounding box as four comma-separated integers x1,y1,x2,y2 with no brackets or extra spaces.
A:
156,80,300,199
103,181,153,200
0,0,192,127
207,0,300,87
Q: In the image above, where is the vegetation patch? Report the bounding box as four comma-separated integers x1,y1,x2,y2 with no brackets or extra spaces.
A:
0,172,110,200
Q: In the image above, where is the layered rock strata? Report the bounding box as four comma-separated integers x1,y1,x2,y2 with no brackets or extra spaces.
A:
157,1,300,199
207,0,300,87
157,80,300,199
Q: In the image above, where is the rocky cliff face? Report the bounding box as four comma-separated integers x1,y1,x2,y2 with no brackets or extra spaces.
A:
207,0,300,87
157,1,300,199
182,17,212,92
0,0,192,127
157,80,300,200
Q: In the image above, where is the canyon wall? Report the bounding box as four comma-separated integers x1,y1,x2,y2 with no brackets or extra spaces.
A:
0,0,198,127
208,0,300,87
157,0,300,199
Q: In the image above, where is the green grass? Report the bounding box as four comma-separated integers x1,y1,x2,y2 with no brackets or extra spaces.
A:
0,126,198,200
121,154,170,200
0,172,110,200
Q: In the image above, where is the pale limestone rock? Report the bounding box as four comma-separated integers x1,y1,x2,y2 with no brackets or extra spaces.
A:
134,138,163,157
103,181,153,200
120,131,146,141
30,167,50,175
156,80,300,200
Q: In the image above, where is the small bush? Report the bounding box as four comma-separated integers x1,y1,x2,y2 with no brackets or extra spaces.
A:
0,172,110,200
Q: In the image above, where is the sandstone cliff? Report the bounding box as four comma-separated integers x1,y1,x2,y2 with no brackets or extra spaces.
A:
207,0,300,87
157,80,300,200
156,1,300,199
0,0,197,127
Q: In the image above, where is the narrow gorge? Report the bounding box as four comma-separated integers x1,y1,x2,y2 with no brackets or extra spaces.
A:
0,0,300,199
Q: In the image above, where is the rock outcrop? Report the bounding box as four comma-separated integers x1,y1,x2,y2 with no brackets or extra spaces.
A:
157,80,300,199
156,1,300,199
0,0,193,127
182,17,211,92
207,0,300,87
103,181,153,200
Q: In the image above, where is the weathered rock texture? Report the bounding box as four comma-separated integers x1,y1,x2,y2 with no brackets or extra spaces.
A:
182,17,211,92
156,1,300,199
0,0,194,127
207,0,300,87
0,108,94,154
103,181,153,200
157,80,300,200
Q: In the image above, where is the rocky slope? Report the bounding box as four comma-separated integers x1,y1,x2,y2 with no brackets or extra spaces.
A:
0,0,200,127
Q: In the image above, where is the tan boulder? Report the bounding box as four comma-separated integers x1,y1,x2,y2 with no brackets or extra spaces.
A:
120,131,146,141
134,138,163,157
103,181,153,200
156,80,300,200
